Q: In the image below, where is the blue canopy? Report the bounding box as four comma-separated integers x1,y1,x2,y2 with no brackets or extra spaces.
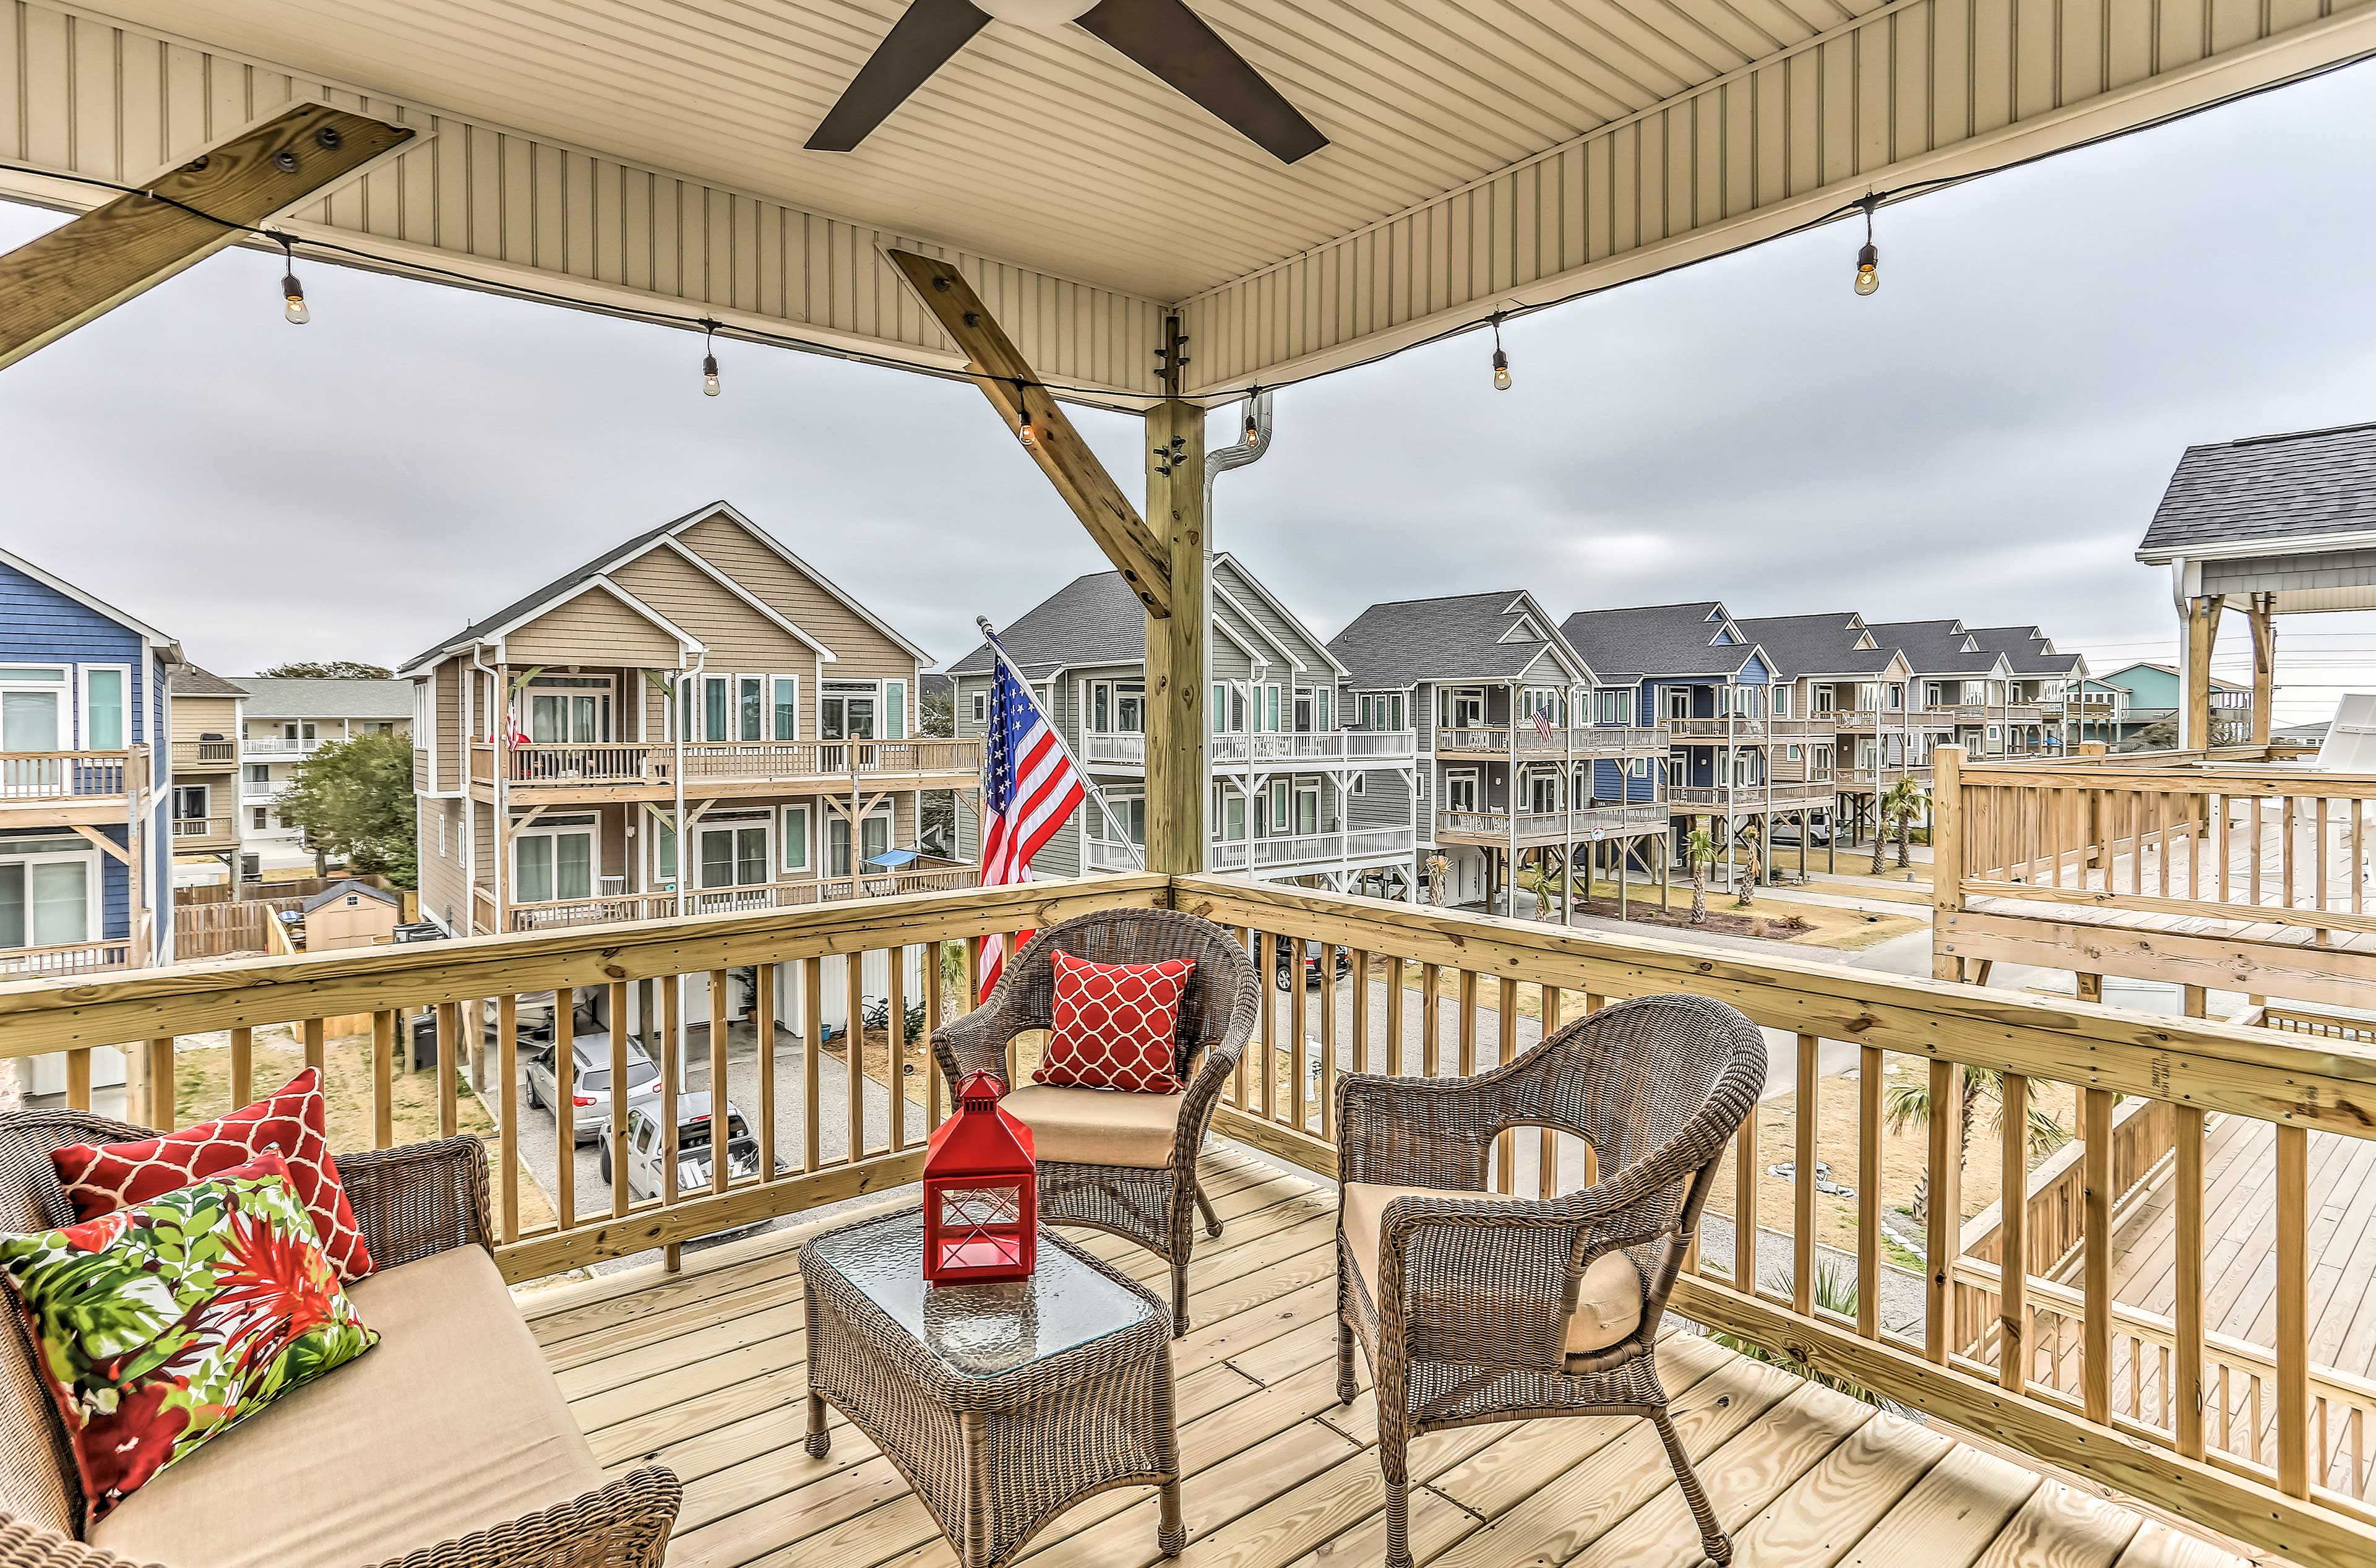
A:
864,848,923,869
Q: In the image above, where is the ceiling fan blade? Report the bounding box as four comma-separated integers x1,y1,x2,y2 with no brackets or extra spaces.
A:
1074,0,1328,165
807,0,993,152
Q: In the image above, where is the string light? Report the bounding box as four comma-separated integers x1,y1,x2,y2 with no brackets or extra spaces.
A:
1854,195,1880,296
1015,379,1038,448
1243,388,1262,447
278,235,308,325
700,319,721,396
1489,314,1512,390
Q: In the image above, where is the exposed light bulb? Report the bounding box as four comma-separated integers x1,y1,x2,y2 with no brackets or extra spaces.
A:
1854,195,1881,297
282,273,309,325
1243,391,1262,447
1015,383,1038,448
1489,313,1512,390
702,353,721,396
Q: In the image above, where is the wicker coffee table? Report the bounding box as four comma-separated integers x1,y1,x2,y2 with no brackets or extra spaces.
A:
799,1207,1186,1568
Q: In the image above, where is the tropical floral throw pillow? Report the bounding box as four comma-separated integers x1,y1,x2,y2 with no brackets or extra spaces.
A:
0,1149,378,1523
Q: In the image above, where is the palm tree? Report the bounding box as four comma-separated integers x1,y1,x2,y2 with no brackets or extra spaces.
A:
1867,796,1888,876
1682,824,1718,925
1734,822,1760,908
1879,777,1927,872
1882,1065,2071,1220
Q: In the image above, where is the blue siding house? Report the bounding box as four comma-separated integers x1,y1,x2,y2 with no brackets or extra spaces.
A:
0,548,181,975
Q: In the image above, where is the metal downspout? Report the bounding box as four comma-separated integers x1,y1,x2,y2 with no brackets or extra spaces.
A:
1205,390,1275,879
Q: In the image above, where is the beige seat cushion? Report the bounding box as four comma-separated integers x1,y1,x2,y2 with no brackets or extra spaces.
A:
1341,1182,1644,1359
1002,1084,1184,1170
92,1245,604,1568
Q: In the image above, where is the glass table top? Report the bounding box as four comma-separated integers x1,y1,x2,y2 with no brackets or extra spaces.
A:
807,1208,1157,1379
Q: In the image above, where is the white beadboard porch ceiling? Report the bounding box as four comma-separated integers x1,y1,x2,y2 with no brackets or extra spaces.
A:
7,0,2376,398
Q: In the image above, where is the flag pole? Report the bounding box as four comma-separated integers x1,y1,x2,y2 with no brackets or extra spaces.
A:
976,616,1146,871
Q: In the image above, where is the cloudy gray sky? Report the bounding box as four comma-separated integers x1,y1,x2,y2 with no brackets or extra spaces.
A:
3,61,2373,721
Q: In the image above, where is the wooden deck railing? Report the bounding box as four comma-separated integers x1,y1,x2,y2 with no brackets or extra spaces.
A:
0,937,134,977
1935,746,2376,1006
0,749,133,801
473,738,983,790
171,739,237,767
5,875,2376,1565
505,866,980,930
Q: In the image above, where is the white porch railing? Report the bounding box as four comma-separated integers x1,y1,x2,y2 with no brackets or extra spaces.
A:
1435,803,1666,843
506,865,979,931
242,736,327,756
1085,825,1418,874
1084,730,1421,767
1434,726,1664,756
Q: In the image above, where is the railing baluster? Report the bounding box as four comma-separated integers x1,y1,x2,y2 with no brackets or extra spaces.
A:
887,947,909,1147
1385,955,1405,1076
1419,962,1440,1078
435,1002,460,1138
710,969,731,1194
1734,1103,1759,1293
2251,796,2265,907
145,1037,176,1129
2282,796,2298,911
64,1048,90,1112
1289,942,1309,1132
1349,949,1371,1080
608,981,631,1220
553,991,575,1231
2083,1087,2113,1424
1794,1033,1817,1316
1457,968,1477,1076
2216,793,2231,906
661,976,683,1270
1494,978,1520,1194
1538,987,1562,1203
2315,798,2329,929
1319,946,1339,1142
1858,1045,1882,1340
2278,1121,2309,1495
2156,790,2173,895
497,994,520,1242
304,1016,325,1077
803,957,825,1172
2000,1072,2029,1392
2354,803,2366,918
228,1025,252,1108
1925,1059,1961,1363
2176,1106,2206,1458
371,1011,395,1148
846,954,866,1163
1257,933,1277,1121
755,962,778,1178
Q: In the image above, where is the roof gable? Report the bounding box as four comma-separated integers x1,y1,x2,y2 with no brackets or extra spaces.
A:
1328,589,1593,690
0,546,179,656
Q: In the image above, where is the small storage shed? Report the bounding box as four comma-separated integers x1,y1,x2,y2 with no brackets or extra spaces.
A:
301,880,403,952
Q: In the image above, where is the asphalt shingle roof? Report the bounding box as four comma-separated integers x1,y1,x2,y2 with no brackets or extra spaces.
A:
2137,422,2376,559
1557,602,1755,683
1326,591,1575,689
1862,619,2004,678
1730,613,1896,680
1963,626,2081,678
402,514,686,672
170,664,248,699
233,678,415,721
944,571,1150,678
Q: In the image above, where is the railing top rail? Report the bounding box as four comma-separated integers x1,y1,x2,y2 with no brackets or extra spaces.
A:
1168,873,2376,1137
1961,762,2376,795
0,874,1163,1053
0,749,132,760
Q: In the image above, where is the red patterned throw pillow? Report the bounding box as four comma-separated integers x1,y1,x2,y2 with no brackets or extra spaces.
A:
51,1067,373,1283
1036,950,1195,1093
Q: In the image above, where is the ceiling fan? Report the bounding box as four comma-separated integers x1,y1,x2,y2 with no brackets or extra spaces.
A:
807,0,1328,165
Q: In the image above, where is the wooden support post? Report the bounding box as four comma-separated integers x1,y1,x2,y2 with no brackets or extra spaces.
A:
0,104,415,371
1143,393,1207,874
2249,593,2276,750
2183,595,2224,752
1930,746,1965,982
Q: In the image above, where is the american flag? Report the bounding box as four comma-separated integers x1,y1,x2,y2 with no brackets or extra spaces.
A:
977,647,1086,999
1531,704,1558,742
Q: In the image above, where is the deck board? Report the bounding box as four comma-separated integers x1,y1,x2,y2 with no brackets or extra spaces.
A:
533,1150,2252,1568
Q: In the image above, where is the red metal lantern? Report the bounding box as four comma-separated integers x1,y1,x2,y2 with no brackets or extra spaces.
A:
921,1070,1038,1284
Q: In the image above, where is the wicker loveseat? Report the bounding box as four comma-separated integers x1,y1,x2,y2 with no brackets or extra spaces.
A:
0,1110,680,1568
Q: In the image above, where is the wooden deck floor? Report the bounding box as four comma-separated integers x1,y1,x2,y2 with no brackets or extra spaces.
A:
522,1148,2247,1568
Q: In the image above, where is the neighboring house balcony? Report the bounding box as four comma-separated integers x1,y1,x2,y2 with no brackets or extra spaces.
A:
1434,725,1664,758
1435,803,1666,846
168,813,239,850
1838,765,1935,791
243,735,329,757
171,739,238,769
497,861,980,933
1663,717,1765,741
0,747,140,827
1082,825,1418,875
1666,780,1837,812
1766,716,1836,739
1082,730,1419,769
468,738,983,801
0,937,135,978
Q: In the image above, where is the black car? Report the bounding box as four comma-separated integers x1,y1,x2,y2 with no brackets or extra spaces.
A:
1275,937,1353,988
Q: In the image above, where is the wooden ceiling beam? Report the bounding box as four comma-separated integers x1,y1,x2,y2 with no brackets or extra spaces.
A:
0,102,416,373
884,248,1173,618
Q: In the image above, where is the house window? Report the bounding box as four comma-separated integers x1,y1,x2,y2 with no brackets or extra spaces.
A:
820,681,879,740
1528,771,1559,814
1522,687,1564,727
81,668,127,749
1626,757,1650,779
1785,744,1802,761
437,810,447,858
781,804,811,872
697,815,771,889
826,806,892,877
738,676,765,741
1444,770,1478,811
0,667,66,751
1448,689,1486,730
527,676,609,744
1595,689,1630,725
244,763,269,787
1665,687,1691,722
0,838,97,949
251,807,269,832
172,785,209,820
1213,785,1247,842
885,679,907,739
703,677,730,741
971,690,988,725
1350,774,1366,795
1270,780,1291,832
653,819,678,886
773,678,800,741
515,817,597,903
1090,680,1145,734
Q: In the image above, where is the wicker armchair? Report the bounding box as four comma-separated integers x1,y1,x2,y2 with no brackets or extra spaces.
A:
0,1109,681,1568
1333,994,1767,1568
932,907,1259,1334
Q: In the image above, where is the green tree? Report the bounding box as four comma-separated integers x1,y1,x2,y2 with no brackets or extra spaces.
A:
256,660,393,680
1681,824,1718,926
1882,1066,2070,1221
276,732,418,886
